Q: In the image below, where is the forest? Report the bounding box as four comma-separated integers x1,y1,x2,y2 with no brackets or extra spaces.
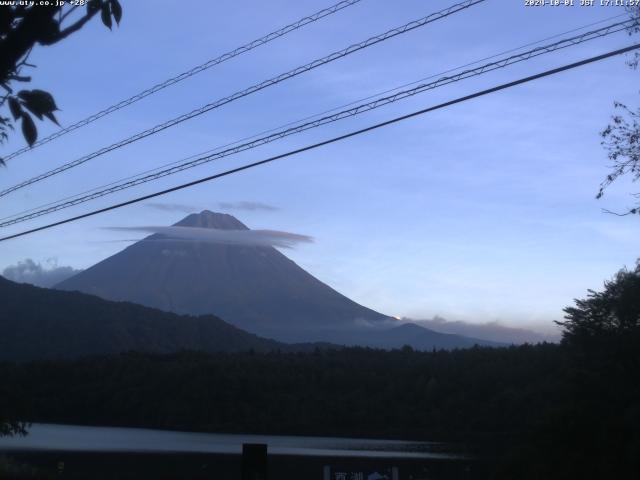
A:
1,338,638,478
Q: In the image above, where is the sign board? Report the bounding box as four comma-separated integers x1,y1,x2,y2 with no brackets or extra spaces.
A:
323,466,399,480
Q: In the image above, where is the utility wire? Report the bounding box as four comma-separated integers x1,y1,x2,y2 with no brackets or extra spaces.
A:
1,43,638,243
0,0,485,199
2,12,629,227
2,12,628,224
0,0,364,163
0,18,634,228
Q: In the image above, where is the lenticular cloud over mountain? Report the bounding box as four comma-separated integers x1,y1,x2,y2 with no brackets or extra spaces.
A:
56,210,390,341
105,225,313,249
55,210,496,348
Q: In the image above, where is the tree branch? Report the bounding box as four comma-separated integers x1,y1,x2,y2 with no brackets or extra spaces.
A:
59,5,79,24
52,9,100,43
601,208,637,217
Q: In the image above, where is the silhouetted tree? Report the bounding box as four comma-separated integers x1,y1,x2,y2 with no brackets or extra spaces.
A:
556,261,640,343
0,0,122,162
535,262,640,480
0,375,27,437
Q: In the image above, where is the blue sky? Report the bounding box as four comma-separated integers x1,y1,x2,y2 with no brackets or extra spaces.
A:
1,0,639,334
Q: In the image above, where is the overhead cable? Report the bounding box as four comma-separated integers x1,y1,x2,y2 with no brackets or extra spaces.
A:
0,0,364,162
1,42,637,243
0,0,485,198
0,18,633,228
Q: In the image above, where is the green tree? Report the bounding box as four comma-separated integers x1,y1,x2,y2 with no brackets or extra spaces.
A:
0,0,122,162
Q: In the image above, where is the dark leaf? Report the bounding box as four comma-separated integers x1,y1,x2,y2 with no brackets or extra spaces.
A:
44,111,60,126
17,90,59,124
110,0,122,25
101,3,112,29
18,89,58,113
26,107,43,120
0,156,4,167
8,96,22,120
21,113,37,147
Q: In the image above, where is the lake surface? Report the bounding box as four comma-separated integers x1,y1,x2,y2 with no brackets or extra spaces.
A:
0,424,459,459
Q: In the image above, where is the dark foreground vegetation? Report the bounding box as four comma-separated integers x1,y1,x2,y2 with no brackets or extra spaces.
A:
1,264,639,479
1,345,562,441
0,338,638,479
0,452,484,480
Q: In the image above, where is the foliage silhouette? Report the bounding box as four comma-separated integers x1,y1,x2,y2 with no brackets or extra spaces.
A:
0,0,122,161
599,6,640,214
557,261,640,342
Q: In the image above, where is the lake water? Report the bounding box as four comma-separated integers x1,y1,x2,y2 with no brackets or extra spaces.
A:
0,424,459,459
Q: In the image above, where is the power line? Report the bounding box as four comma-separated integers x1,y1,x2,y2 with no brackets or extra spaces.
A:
0,13,628,226
0,0,485,199
1,18,631,226
1,18,634,228
0,0,364,163
1,43,637,243
3,12,628,225
3,13,629,227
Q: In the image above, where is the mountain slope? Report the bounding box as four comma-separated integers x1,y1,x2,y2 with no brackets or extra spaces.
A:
0,276,287,361
56,211,391,341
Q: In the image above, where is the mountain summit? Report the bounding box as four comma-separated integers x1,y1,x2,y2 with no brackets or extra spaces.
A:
56,211,391,341
176,210,248,230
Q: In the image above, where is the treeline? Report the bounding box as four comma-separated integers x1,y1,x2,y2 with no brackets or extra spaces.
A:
1,337,639,478
2,264,639,478
1,345,562,441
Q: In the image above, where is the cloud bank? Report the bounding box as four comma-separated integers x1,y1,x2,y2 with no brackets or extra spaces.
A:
218,201,278,212
403,316,560,344
2,259,82,288
145,203,198,214
105,225,313,249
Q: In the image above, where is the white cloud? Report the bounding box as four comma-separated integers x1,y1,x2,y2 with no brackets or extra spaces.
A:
145,203,198,213
104,225,313,249
218,201,279,212
2,259,82,288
